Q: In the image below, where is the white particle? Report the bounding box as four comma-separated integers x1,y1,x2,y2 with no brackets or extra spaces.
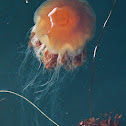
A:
26,0,28,3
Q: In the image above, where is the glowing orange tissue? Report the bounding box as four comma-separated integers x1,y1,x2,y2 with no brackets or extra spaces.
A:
29,0,96,70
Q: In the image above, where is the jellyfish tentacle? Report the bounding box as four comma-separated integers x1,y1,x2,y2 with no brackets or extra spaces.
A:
90,0,117,117
0,90,59,126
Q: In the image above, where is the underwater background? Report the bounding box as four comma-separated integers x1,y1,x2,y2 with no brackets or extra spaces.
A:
0,0,126,126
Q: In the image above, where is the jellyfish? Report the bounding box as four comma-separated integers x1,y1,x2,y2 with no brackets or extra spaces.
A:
78,113,122,126
0,0,123,126
29,0,96,70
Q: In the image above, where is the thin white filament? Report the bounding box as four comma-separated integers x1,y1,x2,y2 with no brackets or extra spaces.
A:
93,46,97,58
0,90,59,126
0,98,6,102
93,0,117,59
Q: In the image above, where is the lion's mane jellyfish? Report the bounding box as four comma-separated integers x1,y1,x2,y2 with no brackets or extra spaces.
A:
29,0,96,70
78,113,122,126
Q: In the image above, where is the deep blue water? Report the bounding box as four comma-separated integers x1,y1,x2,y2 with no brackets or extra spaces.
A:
0,0,126,126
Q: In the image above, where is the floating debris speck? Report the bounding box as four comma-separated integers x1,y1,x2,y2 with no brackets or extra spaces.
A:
26,0,28,3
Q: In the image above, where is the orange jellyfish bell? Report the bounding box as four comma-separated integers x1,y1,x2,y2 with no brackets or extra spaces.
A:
29,0,96,70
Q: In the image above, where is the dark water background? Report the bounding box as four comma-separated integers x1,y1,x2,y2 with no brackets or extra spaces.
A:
0,0,126,126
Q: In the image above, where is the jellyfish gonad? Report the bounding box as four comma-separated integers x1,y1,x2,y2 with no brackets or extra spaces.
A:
29,0,96,70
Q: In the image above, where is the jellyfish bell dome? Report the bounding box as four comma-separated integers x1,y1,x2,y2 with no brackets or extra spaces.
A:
29,0,96,69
